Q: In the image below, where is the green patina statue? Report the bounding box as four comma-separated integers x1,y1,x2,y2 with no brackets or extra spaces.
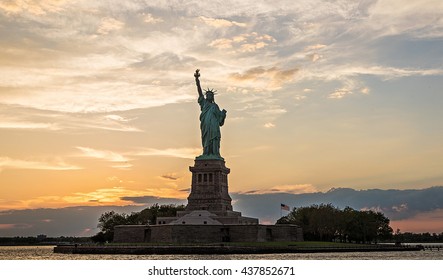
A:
194,69,227,160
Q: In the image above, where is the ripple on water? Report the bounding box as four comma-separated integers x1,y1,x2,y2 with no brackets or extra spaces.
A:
0,246,442,260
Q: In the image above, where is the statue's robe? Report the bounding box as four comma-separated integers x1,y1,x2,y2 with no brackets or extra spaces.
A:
198,95,226,157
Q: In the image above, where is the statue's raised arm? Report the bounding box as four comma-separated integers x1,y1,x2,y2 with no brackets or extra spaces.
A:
194,69,203,98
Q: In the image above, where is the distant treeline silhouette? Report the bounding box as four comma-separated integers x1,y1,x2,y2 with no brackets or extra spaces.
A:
392,231,443,243
0,236,90,245
277,203,393,243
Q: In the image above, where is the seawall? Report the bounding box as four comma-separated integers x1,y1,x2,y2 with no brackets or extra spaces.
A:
53,244,423,255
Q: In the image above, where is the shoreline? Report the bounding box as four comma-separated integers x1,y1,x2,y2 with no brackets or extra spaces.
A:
53,244,424,255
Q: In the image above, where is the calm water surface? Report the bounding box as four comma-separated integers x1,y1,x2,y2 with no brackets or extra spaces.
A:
1,246,443,260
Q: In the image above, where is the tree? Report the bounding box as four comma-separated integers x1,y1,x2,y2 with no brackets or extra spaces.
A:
277,204,393,243
135,203,186,225
277,203,341,241
91,211,130,243
91,204,185,243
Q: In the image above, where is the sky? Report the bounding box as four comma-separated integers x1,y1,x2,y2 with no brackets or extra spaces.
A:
1,0,443,236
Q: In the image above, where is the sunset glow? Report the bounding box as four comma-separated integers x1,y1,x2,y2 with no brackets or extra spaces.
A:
1,0,443,236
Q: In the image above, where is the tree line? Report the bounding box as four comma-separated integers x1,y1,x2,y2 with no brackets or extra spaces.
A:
392,231,443,243
0,236,90,245
91,203,185,243
92,203,393,243
277,203,393,243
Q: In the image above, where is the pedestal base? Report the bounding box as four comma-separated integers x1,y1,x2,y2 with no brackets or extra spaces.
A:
186,159,233,213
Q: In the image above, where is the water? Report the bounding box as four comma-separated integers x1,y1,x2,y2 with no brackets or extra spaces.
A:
1,245,443,260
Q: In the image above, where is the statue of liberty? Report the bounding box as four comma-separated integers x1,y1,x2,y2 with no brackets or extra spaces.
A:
194,69,227,160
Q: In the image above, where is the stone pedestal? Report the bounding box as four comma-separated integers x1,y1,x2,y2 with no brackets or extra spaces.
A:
157,158,259,225
186,159,233,213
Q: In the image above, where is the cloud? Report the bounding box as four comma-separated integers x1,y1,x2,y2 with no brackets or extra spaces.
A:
0,83,194,114
313,63,443,100
0,224,20,229
63,187,147,205
208,38,234,49
0,157,81,171
144,13,163,24
233,186,443,223
0,185,189,211
240,184,318,195
304,44,326,62
1,0,441,121
360,87,370,94
76,147,130,162
120,196,186,205
0,223,32,230
230,66,299,89
62,187,188,207
263,122,275,128
367,0,443,38
0,195,183,236
0,105,142,132
0,0,66,15
307,53,322,62
235,102,287,120
390,209,443,233
328,88,352,99
209,32,276,53
111,163,133,170
76,147,136,169
97,17,125,35
199,16,246,28
304,44,327,51
392,203,408,212
75,146,200,169
0,205,147,237
0,121,59,130
160,173,180,181
133,147,200,159
323,78,367,99
334,66,443,80
104,114,131,122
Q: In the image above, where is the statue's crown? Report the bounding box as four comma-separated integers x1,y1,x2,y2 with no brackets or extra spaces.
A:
205,88,217,95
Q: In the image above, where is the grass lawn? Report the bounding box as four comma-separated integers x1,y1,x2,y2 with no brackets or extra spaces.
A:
107,241,377,248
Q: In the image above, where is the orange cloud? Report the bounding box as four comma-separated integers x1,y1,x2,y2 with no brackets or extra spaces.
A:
0,223,31,229
0,157,81,171
0,0,66,15
199,16,246,28
209,32,275,53
76,147,128,162
0,186,189,211
132,147,200,159
240,184,317,195
0,224,15,229
230,66,299,89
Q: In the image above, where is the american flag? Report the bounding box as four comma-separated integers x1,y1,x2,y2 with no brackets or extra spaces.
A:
281,203,290,211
